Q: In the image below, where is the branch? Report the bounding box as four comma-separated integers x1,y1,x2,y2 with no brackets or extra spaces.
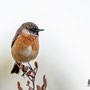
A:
16,62,47,90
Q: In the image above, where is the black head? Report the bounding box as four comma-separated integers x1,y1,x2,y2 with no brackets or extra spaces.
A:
29,27,44,36
22,22,44,36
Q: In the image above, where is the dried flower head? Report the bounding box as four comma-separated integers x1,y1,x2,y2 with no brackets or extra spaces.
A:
16,62,47,90
21,64,28,72
43,75,47,88
37,85,42,90
17,82,23,90
27,81,30,86
34,62,38,69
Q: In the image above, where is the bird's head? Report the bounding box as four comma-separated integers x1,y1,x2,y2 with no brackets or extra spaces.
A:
21,22,44,36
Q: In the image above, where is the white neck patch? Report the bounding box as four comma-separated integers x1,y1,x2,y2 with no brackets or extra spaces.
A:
22,29,30,35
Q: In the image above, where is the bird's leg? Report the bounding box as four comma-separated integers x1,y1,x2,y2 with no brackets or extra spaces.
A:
28,62,33,72
21,71,26,78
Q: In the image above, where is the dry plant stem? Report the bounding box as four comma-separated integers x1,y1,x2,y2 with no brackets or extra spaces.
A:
21,71,33,81
32,68,37,90
32,77,35,90
26,74,33,81
23,72,34,90
21,67,37,90
27,85,33,90
17,62,47,90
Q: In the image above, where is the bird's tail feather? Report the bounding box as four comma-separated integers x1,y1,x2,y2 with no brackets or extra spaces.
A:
11,63,20,74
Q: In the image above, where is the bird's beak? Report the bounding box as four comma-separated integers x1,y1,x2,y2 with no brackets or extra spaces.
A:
38,29,44,32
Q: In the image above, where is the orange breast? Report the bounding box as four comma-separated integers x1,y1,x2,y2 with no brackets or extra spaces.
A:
11,34,39,62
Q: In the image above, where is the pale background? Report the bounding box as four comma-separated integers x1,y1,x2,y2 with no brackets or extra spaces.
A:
0,0,90,90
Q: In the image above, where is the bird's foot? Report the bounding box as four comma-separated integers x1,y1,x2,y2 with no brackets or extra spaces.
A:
21,71,26,78
28,62,33,72
29,67,33,72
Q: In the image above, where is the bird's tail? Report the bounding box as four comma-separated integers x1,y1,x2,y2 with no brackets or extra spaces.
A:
11,62,20,74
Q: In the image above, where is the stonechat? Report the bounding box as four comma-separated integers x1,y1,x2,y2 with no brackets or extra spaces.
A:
11,22,44,74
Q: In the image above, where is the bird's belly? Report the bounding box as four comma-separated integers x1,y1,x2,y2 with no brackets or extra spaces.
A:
11,34,39,62
21,46,38,62
22,46,34,57
12,45,38,63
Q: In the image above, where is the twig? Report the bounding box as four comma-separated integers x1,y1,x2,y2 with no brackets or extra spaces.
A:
16,62,47,90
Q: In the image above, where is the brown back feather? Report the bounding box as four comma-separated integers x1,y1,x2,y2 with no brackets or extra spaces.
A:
11,27,22,47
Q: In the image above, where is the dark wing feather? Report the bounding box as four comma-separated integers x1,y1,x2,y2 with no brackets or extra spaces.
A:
11,28,22,48
11,38,17,48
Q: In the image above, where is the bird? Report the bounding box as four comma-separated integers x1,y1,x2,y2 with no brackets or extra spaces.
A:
11,22,44,74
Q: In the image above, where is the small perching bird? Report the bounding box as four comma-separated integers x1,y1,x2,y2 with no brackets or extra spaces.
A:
11,22,44,74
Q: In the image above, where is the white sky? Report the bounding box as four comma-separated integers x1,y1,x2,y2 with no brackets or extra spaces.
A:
0,0,90,90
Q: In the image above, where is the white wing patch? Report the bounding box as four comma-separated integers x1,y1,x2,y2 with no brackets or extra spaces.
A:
22,46,35,57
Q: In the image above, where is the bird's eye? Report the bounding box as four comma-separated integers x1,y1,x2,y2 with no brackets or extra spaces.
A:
32,32,35,34
29,28,39,35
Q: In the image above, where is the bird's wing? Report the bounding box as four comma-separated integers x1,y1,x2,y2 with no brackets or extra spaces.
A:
11,29,22,48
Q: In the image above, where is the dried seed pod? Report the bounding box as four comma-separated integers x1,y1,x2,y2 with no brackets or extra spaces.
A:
17,81,20,87
17,82,23,90
28,87,31,90
43,75,47,88
42,85,46,90
21,64,25,72
27,80,30,86
21,64,28,72
37,85,42,90
26,71,31,75
18,87,23,90
26,71,34,78
34,61,38,68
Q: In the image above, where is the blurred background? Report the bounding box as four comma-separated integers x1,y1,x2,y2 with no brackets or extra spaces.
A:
0,0,90,90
